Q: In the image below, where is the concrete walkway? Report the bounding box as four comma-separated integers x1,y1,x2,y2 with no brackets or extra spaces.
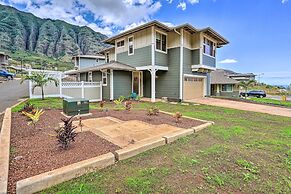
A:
188,98,291,118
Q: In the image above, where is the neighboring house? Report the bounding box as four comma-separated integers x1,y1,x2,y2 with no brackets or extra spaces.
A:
222,69,256,82
67,20,229,102
72,55,106,70
210,69,240,97
0,52,9,67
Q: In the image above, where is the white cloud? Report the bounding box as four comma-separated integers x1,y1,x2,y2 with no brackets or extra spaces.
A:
177,2,186,10
188,0,199,4
4,0,162,36
282,0,288,4
219,59,238,64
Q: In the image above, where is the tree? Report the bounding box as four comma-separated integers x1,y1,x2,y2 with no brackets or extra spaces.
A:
239,80,256,98
21,72,59,100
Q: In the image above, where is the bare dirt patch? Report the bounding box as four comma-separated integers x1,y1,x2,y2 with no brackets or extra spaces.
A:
0,113,3,132
89,109,204,129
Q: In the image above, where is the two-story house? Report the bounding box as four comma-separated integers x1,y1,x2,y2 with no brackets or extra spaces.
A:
72,54,106,70
68,21,228,102
0,52,9,67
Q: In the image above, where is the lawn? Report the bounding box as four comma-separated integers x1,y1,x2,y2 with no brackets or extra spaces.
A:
249,97,291,107
14,98,291,193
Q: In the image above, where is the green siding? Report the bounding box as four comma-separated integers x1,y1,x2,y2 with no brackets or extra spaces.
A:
92,71,101,82
155,47,180,99
80,73,87,81
155,51,168,66
183,47,192,74
203,54,216,67
116,46,151,67
192,49,200,65
102,71,110,100
143,71,151,98
79,58,105,69
113,71,132,99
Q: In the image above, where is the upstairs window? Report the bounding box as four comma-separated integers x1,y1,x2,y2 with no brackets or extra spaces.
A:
106,52,109,63
156,31,167,52
203,37,216,57
128,36,134,55
116,40,125,48
102,71,107,86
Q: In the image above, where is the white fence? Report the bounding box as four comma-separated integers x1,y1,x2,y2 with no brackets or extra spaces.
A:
28,70,102,102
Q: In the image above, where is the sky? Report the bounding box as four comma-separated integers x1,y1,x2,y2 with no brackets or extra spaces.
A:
0,0,291,85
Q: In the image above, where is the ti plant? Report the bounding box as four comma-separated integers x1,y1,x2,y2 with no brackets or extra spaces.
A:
55,116,78,150
20,102,36,114
99,101,105,109
22,108,44,130
125,101,132,111
173,112,183,123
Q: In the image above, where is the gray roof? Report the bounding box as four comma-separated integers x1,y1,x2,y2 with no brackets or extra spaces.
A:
66,61,136,74
210,69,239,84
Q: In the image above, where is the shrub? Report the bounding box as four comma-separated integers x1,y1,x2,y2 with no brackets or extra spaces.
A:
173,112,182,123
22,108,44,130
55,116,78,150
125,101,132,111
147,106,159,116
114,96,125,110
99,101,105,108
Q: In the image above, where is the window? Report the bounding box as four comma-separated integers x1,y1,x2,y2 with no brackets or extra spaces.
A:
203,37,216,57
156,31,167,52
88,71,92,82
222,84,233,92
128,36,134,55
102,71,107,86
106,52,109,63
116,40,125,48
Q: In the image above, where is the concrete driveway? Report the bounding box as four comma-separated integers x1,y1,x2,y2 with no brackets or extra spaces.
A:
188,98,291,118
0,79,28,113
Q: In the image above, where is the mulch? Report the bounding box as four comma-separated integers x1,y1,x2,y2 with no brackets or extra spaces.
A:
8,109,204,193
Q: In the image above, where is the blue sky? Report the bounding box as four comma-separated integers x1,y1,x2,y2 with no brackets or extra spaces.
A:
1,0,291,85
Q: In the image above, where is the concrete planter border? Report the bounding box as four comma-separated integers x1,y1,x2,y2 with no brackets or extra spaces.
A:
0,108,11,194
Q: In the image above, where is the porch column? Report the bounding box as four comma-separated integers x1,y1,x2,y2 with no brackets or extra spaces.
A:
110,69,114,100
150,68,157,102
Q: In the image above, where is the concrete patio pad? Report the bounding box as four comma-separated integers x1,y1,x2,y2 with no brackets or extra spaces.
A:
74,117,187,148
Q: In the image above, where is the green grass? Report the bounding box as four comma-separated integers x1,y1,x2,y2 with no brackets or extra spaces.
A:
249,97,291,107
14,98,291,193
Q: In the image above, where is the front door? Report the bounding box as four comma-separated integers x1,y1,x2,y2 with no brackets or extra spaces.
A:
132,71,143,96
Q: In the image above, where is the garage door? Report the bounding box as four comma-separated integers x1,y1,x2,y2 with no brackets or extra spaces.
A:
183,76,204,100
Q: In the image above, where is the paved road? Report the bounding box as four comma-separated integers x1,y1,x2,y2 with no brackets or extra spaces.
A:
0,79,28,113
266,95,291,101
188,97,291,118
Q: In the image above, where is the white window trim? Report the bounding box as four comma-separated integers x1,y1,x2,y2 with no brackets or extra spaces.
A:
155,30,168,54
102,71,108,86
88,71,93,82
203,36,216,57
128,35,134,56
116,38,125,48
105,52,110,63
221,84,233,92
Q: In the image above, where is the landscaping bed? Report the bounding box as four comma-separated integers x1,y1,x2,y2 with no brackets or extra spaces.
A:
8,106,204,193
8,110,120,193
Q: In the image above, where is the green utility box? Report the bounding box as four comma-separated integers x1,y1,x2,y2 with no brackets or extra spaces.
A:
63,98,89,116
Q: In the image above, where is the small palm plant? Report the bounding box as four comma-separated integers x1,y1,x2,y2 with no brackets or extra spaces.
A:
21,72,59,100
239,80,256,98
22,108,44,130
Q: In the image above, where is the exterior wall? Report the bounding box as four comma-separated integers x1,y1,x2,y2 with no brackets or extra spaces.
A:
102,71,110,100
202,54,216,67
211,84,239,97
168,31,180,48
0,55,9,65
155,47,180,99
92,71,101,82
115,27,152,54
155,51,168,66
192,33,201,49
113,71,132,99
143,71,151,98
107,48,115,62
80,72,87,81
78,58,105,69
116,46,151,67
192,49,200,65
183,31,192,49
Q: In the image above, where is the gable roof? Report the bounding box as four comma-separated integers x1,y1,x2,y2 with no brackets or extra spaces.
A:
66,61,136,74
103,20,229,46
210,69,239,84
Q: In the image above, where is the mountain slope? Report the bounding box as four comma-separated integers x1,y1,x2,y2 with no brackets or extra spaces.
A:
0,4,107,58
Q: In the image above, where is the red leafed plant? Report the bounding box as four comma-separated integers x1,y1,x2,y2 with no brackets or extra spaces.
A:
173,112,182,123
55,116,78,150
125,101,132,111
